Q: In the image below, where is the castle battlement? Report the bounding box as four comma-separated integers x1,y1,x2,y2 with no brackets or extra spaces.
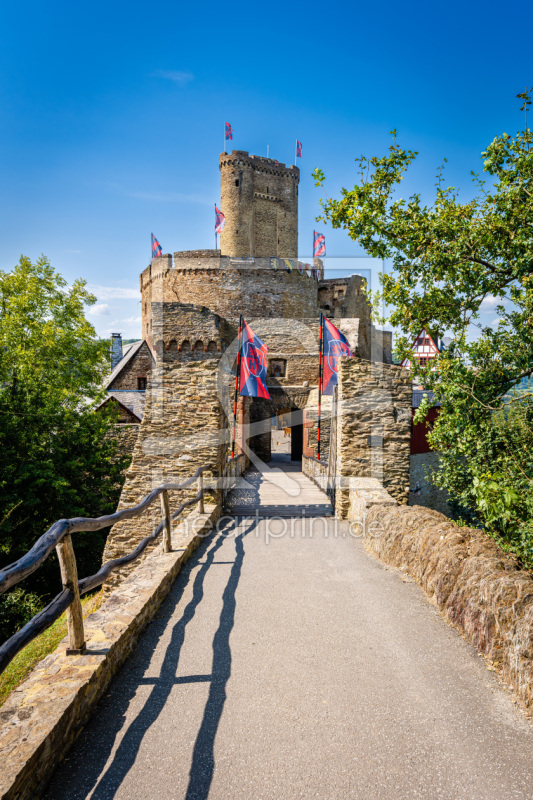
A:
219,150,299,179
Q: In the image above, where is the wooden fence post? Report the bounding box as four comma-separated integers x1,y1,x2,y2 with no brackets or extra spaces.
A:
198,472,205,514
56,534,85,654
160,490,172,553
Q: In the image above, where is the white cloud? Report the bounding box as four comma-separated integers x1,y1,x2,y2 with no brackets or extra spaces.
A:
480,294,503,310
88,303,110,316
152,69,193,85
119,315,142,326
490,317,502,327
88,284,140,300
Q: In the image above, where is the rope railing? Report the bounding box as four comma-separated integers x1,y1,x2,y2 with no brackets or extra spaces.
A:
0,464,212,675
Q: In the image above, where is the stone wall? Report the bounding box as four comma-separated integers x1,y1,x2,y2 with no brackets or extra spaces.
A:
335,359,411,516
219,150,299,258
110,423,139,458
102,359,226,593
108,342,154,391
141,255,319,337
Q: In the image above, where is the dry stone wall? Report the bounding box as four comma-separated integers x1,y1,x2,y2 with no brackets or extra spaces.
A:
102,359,226,593
335,359,411,516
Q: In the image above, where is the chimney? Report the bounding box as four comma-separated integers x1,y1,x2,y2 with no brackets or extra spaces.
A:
110,333,123,370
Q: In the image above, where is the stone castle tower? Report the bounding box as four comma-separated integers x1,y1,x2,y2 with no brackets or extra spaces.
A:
219,151,299,258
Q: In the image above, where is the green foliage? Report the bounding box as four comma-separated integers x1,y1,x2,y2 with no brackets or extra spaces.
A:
0,256,129,641
314,96,533,561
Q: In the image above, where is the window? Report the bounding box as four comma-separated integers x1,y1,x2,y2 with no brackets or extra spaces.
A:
137,377,147,390
419,357,428,367
269,359,287,378
235,179,239,186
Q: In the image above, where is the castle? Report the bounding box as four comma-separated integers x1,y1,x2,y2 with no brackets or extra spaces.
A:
101,149,411,590
104,149,393,461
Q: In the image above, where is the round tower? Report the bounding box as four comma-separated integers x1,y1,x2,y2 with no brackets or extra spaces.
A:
219,151,299,258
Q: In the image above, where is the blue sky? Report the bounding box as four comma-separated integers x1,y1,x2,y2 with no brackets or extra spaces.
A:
1,0,530,338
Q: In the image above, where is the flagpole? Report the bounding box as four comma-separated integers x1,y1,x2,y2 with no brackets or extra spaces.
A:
317,312,324,461
232,314,243,458
295,139,297,166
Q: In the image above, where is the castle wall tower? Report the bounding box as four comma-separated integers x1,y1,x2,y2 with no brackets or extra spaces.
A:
219,151,299,258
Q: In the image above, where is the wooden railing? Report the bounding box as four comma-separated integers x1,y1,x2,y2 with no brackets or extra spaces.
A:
0,464,212,675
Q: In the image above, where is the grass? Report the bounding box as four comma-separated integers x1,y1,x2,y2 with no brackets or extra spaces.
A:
0,591,103,709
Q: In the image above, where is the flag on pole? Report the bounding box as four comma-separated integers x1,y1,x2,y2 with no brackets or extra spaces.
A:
296,140,302,158
313,230,326,257
322,317,352,395
215,205,225,234
225,122,234,140
151,233,163,259
239,319,270,399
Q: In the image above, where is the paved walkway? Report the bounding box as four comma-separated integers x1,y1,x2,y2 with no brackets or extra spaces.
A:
224,455,333,517
45,464,533,800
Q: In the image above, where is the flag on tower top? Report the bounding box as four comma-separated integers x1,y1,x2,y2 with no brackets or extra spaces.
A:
225,122,234,140
215,205,225,234
296,140,302,158
313,230,326,257
151,233,163,259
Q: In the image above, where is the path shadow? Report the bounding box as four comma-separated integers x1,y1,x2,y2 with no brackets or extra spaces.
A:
44,516,256,800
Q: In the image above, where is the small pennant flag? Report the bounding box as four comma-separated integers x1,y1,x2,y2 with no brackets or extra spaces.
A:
225,122,234,140
270,257,279,270
297,261,305,275
151,233,163,259
239,320,270,399
322,318,353,395
313,230,326,257
296,140,302,158
215,205,225,234
283,258,293,273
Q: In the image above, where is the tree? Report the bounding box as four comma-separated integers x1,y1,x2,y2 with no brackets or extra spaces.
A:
313,95,533,557
0,256,128,639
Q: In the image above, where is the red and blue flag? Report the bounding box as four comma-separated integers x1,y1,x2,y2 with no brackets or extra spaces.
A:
313,230,326,257
215,205,225,234
296,140,302,158
239,319,270,399
151,233,163,259
225,122,234,140
322,317,352,395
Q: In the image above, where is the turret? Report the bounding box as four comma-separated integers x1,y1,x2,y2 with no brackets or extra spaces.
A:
219,150,299,258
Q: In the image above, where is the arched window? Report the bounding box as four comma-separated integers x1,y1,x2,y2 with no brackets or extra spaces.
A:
181,339,191,352
207,340,218,352
194,339,204,352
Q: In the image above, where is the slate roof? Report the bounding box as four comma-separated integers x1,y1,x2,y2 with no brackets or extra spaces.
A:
102,390,146,421
412,390,436,408
111,390,146,421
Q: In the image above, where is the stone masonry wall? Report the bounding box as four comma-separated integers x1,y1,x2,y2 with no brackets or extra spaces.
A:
102,359,226,593
335,359,411,516
108,342,154,391
219,150,299,258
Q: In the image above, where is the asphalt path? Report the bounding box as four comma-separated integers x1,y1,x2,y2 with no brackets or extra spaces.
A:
45,473,533,800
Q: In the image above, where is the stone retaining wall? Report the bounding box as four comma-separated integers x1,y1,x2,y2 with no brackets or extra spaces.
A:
0,505,220,800
103,359,226,593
